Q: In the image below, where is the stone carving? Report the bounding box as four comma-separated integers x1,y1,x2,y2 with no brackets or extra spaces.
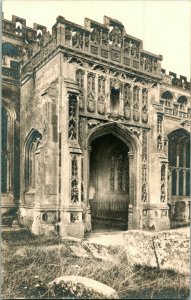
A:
161,164,166,202
129,127,141,137
102,30,109,46
142,88,148,123
133,86,140,122
87,119,100,129
145,57,152,72
109,26,122,46
123,83,131,119
70,212,79,222
85,34,90,47
65,27,72,41
142,209,147,216
71,155,79,203
142,182,147,202
91,27,101,45
141,54,160,75
72,31,83,49
79,117,85,149
3,20,16,34
131,43,139,58
157,115,163,151
111,50,121,62
87,73,95,112
68,95,77,141
76,69,85,111
97,76,106,115
124,39,132,56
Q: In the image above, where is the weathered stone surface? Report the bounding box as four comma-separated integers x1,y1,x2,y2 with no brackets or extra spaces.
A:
153,231,190,274
123,230,157,267
69,244,90,258
123,228,190,274
48,275,119,299
84,243,114,261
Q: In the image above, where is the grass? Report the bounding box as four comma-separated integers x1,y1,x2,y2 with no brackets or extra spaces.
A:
2,229,190,299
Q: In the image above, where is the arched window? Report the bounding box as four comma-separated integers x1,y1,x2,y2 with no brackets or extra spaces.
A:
161,91,173,107
177,96,187,111
25,129,42,191
110,79,121,114
1,103,16,196
168,129,190,197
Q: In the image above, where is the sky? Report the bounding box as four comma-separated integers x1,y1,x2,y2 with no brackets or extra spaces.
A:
2,0,191,79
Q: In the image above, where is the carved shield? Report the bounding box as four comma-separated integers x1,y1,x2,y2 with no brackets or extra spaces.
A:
133,108,140,122
98,101,105,115
124,106,131,120
87,99,95,113
142,112,148,123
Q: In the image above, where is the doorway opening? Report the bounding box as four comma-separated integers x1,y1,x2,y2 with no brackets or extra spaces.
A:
89,134,129,231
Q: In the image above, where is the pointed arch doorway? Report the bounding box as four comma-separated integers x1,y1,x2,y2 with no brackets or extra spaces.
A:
89,134,130,231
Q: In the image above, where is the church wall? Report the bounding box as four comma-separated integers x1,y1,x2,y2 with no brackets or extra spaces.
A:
20,54,61,233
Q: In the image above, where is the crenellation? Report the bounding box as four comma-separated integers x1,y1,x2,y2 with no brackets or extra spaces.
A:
103,15,124,29
161,69,190,90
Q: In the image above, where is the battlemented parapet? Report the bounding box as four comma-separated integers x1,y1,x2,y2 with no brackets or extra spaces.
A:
161,69,190,90
2,14,190,91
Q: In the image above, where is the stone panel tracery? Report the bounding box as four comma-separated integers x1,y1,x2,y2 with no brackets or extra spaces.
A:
142,129,148,202
71,155,79,203
76,69,85,111
97,76,106,115
68,95,77,141
123,83,131,120
133,86,140,122
87,73,96,113
161,164,166,202
142,88,148,123
157,114,163,152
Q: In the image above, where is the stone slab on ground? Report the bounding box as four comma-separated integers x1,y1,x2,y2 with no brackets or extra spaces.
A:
123,230,158,267
153,231,190,274
123,227,190,275
48,275,119,299
83,242,114,261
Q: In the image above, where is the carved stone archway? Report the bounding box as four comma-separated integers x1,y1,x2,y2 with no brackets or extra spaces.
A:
85,122,141,233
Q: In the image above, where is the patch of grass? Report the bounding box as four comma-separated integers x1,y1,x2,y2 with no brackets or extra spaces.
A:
2,229,190,299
